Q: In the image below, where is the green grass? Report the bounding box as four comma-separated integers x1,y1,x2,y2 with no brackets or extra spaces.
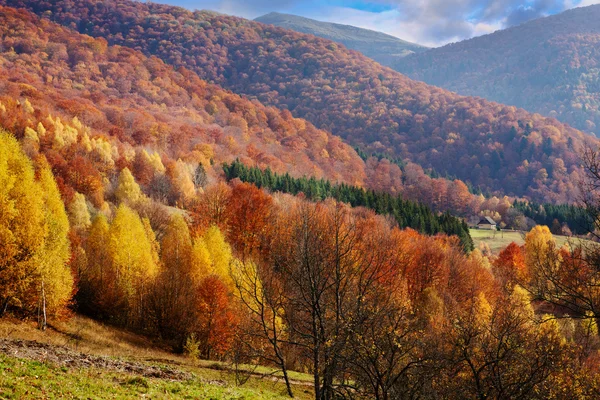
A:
0,316,314,399
470,229,582,254
0,354,312,399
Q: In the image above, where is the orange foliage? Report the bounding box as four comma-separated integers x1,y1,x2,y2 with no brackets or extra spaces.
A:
493,242,528,287
225,182,274,260
196,275,238,359
11,0,597,202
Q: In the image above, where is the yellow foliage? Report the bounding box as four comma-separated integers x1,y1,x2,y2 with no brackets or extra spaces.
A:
580,311,599,337
122,145,136,163
71,116,83,131
35,165,73,315
142,217,161,267
0,130,46,310
160,213,193,276
203,225,234,290
36,122,46,137
84,214,110,285
109,204,158,295
24,127,39,143
524,225,557,276
148,151,166,174
469,248,491,269
231,259,261,308
510,285,535,321
139,149,165,175
50,117,79,149
190,236,212,284
194,143,214,161
22,99,34,114
419,287,444,323
68,192,91,229
473,292,492,327
115,168,145,206
0,131,73,316
171,160,196,202
81,132,92,152
91,137,114,165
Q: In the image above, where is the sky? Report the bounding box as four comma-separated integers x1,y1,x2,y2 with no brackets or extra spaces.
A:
155,0,600,47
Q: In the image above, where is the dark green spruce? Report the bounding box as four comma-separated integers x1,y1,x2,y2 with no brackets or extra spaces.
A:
223,160,474,252
513,200,592,235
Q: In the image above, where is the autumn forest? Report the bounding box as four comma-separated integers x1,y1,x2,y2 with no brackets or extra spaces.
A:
3,1,600,399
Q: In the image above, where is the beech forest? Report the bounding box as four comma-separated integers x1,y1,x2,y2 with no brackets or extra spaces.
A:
3,2,600,400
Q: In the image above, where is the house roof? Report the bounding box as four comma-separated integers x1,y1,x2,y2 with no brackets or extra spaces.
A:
478,216,496,225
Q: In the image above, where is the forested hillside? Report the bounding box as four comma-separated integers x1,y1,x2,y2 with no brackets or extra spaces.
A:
0,5,371,192
255,12,427,67
0,3,506,219
394,5,600,137
223,160,474,251
4,0,597,203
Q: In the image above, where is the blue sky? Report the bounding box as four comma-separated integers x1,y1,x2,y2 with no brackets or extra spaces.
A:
155,0,600,47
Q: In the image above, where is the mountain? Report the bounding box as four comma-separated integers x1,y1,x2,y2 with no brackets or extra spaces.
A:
0,5,370,206
0,3,478,217
254,12,428,67
393,5,600,137
4,0,597,204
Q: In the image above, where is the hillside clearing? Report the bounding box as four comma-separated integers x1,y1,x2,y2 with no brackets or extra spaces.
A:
0,316,314,399
470,229,582,254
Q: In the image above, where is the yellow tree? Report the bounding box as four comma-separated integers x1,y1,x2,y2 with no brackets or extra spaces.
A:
0,131,73,322
0,131,45,315
68,192,91,230
160,214,193,275
525,225,555,268
79,214,111,317
142,217,161,267
153,213,196,347
232,258,293,396
190,236,212,284
109,204,158,326
115,168,145,206
524,225,557,295
203,225,234,290
35,164,73,327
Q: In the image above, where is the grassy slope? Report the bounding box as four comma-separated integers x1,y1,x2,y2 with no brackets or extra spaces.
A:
0,316,313,399
470,229,578,254
0,356,299,400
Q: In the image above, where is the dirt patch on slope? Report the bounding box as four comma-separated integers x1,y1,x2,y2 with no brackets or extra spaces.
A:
0,338,192,381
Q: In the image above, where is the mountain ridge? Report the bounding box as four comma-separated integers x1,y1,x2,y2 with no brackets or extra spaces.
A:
254,11,428,66
2,0,597,204
394,4,600,137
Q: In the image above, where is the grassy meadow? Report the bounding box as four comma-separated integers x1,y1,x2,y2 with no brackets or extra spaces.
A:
470,228,583,254
0,316,314,399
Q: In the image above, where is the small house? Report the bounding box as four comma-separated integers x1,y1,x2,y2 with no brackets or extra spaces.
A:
477,217,497,230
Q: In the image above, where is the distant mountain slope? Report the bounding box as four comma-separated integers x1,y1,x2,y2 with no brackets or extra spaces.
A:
0,4,370,202
255,12,427,67
4,0,598,203
394,5,600,137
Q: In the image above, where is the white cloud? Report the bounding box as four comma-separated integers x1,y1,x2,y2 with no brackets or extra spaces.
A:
309,3,506,47
575,0,600,6
161,0,600,47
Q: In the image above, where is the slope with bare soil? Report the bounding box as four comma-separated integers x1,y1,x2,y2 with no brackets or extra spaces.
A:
0,316,314,399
